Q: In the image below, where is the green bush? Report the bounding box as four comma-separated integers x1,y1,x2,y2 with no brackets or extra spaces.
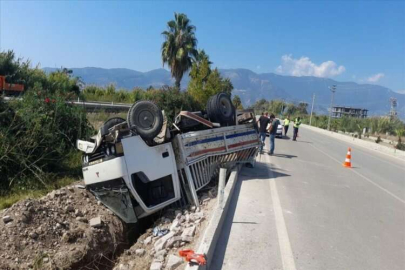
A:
0,93,92,194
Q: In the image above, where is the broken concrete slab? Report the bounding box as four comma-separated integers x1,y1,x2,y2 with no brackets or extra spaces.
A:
150,261,163,270
135,249,145,256
154,231,174,252
165,254,183,270
89,217,102,228
144,236,152,245
181,225,196,238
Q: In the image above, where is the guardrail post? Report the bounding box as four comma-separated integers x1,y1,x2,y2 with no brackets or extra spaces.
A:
184,167,200,207
218,168,227,208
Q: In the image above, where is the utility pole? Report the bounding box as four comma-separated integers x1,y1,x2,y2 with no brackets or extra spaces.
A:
327,85,337,131
309,93,315,126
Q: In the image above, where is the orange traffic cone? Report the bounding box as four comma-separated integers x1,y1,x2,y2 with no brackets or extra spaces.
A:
343,147,352,168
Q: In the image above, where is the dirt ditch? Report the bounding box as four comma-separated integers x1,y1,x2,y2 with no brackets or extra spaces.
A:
0,182,217,270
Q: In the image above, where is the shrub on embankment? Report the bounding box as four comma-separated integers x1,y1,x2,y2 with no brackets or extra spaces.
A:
302,115,405,144
0,50,93,196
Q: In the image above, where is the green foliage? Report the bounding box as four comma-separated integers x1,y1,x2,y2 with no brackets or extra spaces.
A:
161,13,198,89
250,99,307,118
188,51,234,107
0,92,92,194
395,128,405,150
232,95,243,109
0,50,93,195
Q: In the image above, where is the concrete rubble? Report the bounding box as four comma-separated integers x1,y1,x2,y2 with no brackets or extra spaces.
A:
1,182,217,270
112,189,215,270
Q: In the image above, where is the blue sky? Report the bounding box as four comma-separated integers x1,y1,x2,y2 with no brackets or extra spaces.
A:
1,0,404,92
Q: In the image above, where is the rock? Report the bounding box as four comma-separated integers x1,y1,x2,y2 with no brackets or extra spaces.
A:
97,201,102,206
29,232,38,240
3,216,13,224
154,249,167,258
65,205,74,212
74,209,83,217
165,255,183,270
181,236,193,243
43,257,49,263
185,214,191,223
135,248,145,256
150,262,163,270
76,217,87,223
167,236,182,248
193,211,204,220
174,210,182,217
144,236,152,245
67,186,74,191
181,226,196,238
190,206,196,212
55,223,62,229
89,217,102,228
169,219,180,232
154,232,174,252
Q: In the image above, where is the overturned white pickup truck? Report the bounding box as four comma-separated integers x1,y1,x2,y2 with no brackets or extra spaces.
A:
77,93,259,223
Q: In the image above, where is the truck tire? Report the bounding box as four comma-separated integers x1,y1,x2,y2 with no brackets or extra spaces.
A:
127,101,163,140
100,117,126,136
207,93,235,126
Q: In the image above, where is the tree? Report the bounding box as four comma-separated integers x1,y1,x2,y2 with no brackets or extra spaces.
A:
232,95,243,109
161,13,198,89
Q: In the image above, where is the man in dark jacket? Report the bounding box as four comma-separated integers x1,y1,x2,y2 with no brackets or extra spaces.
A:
257,112,270,153
268,114,280,155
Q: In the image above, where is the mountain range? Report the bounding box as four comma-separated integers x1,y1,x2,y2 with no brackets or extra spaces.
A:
43,67,405,118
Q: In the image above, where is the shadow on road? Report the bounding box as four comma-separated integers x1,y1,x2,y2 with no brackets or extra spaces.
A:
272,153,297,159
294,140,312,144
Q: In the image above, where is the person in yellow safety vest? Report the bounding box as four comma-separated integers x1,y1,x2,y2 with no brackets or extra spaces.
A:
283,115,290,137
293,117,302,141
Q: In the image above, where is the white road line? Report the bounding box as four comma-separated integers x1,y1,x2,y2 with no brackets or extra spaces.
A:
265,154,297,270
303,126,405,164
310,143,405,205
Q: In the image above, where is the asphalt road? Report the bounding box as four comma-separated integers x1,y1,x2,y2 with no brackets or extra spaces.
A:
211,125,405,270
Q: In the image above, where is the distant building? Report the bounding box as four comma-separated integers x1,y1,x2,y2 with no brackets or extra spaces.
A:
332,106,368,118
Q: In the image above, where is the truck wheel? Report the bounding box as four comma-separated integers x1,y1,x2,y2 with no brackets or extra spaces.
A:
127,101,163,140
100,117,126,136
207,93,235,126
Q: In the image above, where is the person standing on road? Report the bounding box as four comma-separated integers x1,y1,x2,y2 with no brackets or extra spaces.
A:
268,114,280,155
284,115,290,137
257,112,270,153
293,116,302,141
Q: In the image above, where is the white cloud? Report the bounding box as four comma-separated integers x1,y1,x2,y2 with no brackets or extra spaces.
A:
367,73,385,83
256,65,261,70
395,89,405,94
275,54,345,78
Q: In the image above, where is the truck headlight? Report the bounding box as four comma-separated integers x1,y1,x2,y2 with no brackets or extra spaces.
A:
83,155,88,163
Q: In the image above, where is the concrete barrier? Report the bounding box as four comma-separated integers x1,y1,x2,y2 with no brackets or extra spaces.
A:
302,124,405,161
185,166,240,270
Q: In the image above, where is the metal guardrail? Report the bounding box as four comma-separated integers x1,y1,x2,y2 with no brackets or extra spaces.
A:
2,97,132,112
70,100,131,112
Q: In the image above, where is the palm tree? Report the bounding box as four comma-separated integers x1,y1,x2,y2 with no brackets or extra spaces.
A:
161,13,198,89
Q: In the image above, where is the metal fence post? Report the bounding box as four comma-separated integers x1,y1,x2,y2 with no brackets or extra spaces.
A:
218,168,227,208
